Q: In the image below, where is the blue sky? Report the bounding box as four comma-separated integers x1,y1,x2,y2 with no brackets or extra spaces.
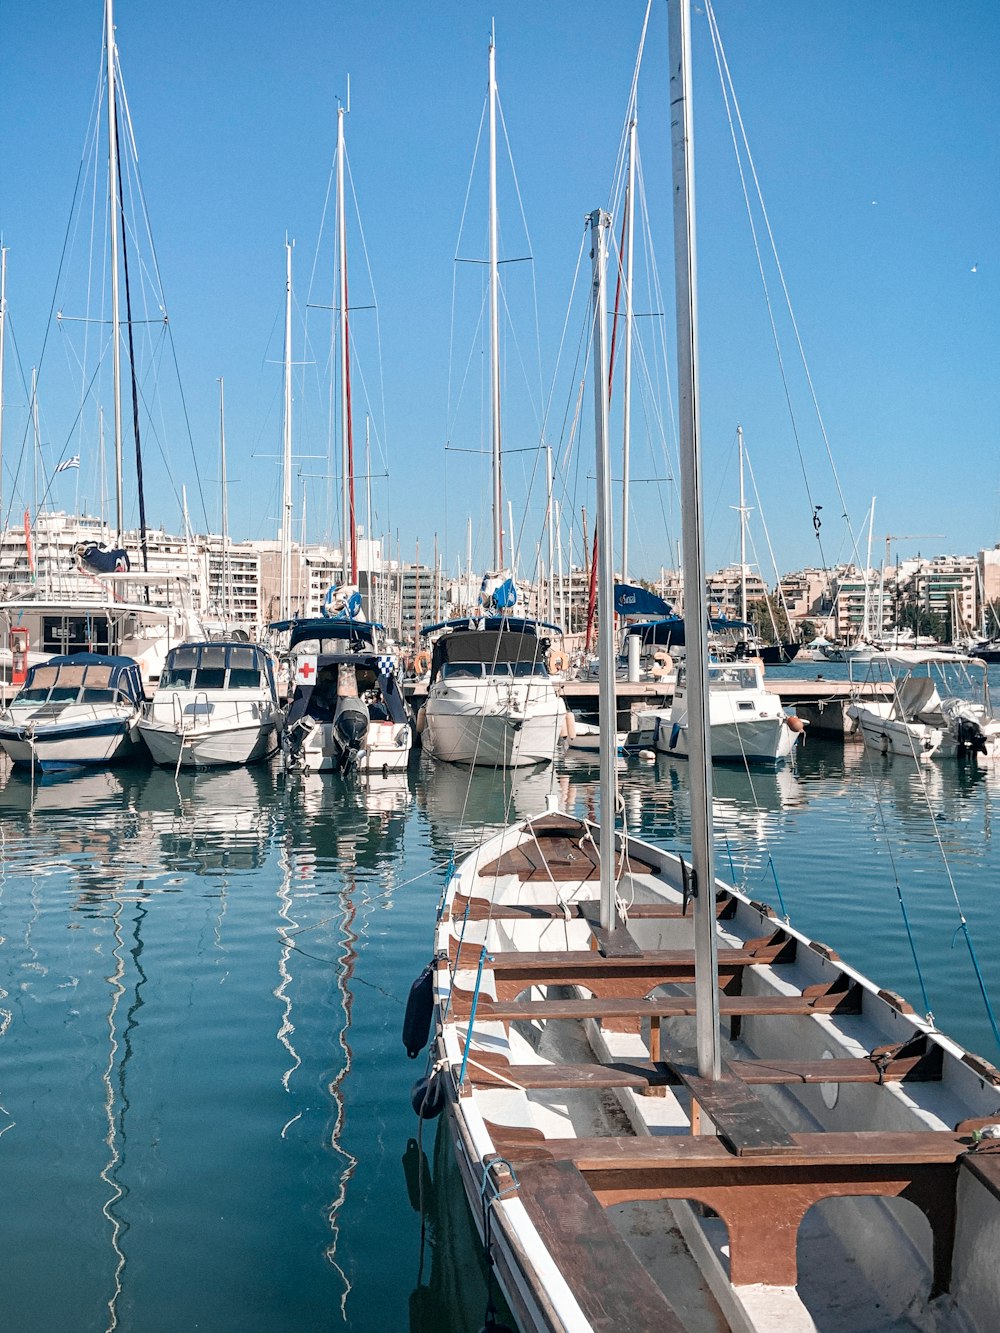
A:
1,1,997,582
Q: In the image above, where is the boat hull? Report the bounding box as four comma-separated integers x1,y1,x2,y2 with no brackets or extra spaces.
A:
849,706,942,759
0,713,143,771
288,718,411,774
422,686,566,767
657,714,798,765
139,718,276,769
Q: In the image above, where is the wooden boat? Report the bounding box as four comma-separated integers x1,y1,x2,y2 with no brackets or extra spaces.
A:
411,10,1000,1332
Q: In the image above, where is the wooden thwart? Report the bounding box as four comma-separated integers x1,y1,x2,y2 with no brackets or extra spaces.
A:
494,1128,971,1294
449,892,736,922
454,983,863,1023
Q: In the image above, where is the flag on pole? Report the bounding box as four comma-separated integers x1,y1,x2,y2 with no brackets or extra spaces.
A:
54,455,80,474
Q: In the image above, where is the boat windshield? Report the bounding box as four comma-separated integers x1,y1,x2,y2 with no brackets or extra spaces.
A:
160,643,267,692
707,665,759,690
441,661,547,680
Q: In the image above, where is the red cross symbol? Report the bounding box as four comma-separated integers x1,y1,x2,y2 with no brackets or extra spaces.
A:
299,661,315,680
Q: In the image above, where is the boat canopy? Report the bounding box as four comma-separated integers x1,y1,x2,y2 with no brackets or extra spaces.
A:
158,642,277,697
858,650,981,670
614,583,672,617
428,627,552,684
420,615,562,637
271,618,384,652
622,615,750,648
16,653,145,706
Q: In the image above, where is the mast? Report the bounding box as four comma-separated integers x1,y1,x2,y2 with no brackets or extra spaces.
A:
337,104,357,585
105,0,124,542
218,377,230,625
862,496,876,641
0,245,6,524
545,446,555,624
588,208,618,933
488,27,503,571
736,423,748,635
669,0,721,1081
621,118,637,584
281,240,294,621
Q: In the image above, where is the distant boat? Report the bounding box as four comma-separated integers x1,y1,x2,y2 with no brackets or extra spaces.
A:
138,640,280,769
631,658,802,765
848,650,1000,762
0,653,145,770
278,617,412,776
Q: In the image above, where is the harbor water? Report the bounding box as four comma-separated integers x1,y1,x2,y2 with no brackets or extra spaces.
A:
2,678,1000,1331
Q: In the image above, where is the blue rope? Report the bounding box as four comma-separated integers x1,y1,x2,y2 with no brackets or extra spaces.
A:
441,899,472,1023
894,882,932,1019
724,838,736,880
766,853,788,919
953,918,1000,1051
457,946,490,1089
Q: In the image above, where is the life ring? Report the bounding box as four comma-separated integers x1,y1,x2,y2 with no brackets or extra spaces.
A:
650,648,672,680
414,650,431,676
547,648,568,674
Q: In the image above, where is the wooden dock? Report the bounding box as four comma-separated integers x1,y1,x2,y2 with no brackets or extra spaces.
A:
404,674,890,741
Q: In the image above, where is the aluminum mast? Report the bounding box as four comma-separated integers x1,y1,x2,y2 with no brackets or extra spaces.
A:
488,28,503,571
588,208,619,933
669,0,721,1080
280,240,294,621
105,0,124,541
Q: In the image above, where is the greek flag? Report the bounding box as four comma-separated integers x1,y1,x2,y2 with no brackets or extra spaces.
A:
54,455,80,474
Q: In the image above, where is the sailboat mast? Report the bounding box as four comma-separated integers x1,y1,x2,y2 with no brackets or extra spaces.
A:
588,208,619,933
545,445,555,624
621,117,637,584
488,28,503,571
337,104,355,585
105,0,124,542
738,423,748,632
281,240,294,621
218,377,230,625
669,0,721,1081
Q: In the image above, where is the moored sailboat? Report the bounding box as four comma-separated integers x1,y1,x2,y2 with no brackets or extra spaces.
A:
412,9,1000,1332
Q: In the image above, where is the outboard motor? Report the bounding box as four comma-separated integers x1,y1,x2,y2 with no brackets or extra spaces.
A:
955,715,988,757
332,664,369,772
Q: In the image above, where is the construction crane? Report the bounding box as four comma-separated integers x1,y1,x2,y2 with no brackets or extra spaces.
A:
882,534,944,567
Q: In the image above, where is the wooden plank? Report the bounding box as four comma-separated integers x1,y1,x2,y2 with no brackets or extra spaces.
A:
496,1129,973,1171
514,1158,687,1333
466,1054,942,1091
448,943,788,974
669,1059,796,1156
448,893,734,922
454,990,861,1021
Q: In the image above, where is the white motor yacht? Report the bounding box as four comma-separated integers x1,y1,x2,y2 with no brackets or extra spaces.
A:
417,615,569,768
0,653,145,771
138,641,280,769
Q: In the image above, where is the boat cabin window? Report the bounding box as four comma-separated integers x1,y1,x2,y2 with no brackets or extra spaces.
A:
227,645,264,689
707,665,758,690
441,662,486,679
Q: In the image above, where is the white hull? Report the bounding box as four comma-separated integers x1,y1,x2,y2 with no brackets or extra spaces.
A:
431,812,1000,1333
850,705,942,760
422,683,566,767
290,718,411,774
0,715,142,770
139,716,276,768
659,713,798,764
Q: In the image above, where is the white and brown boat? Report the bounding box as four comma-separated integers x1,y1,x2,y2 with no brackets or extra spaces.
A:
411,8,1000,1331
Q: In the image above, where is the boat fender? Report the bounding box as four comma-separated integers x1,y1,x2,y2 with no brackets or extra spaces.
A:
402,960,436,1058
416,705,427,735
561,710,577,740
414,650,431,676
547,648,568,674
669,723,681,751
410,1068,446,1120
785,714,806,733
638,748,656,762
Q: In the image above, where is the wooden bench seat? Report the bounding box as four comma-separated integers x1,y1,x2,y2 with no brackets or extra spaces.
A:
448,892,736,922
512,1157,687,1333
452,979,863,1024
492,1127,972,1293
446,938,798,1002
